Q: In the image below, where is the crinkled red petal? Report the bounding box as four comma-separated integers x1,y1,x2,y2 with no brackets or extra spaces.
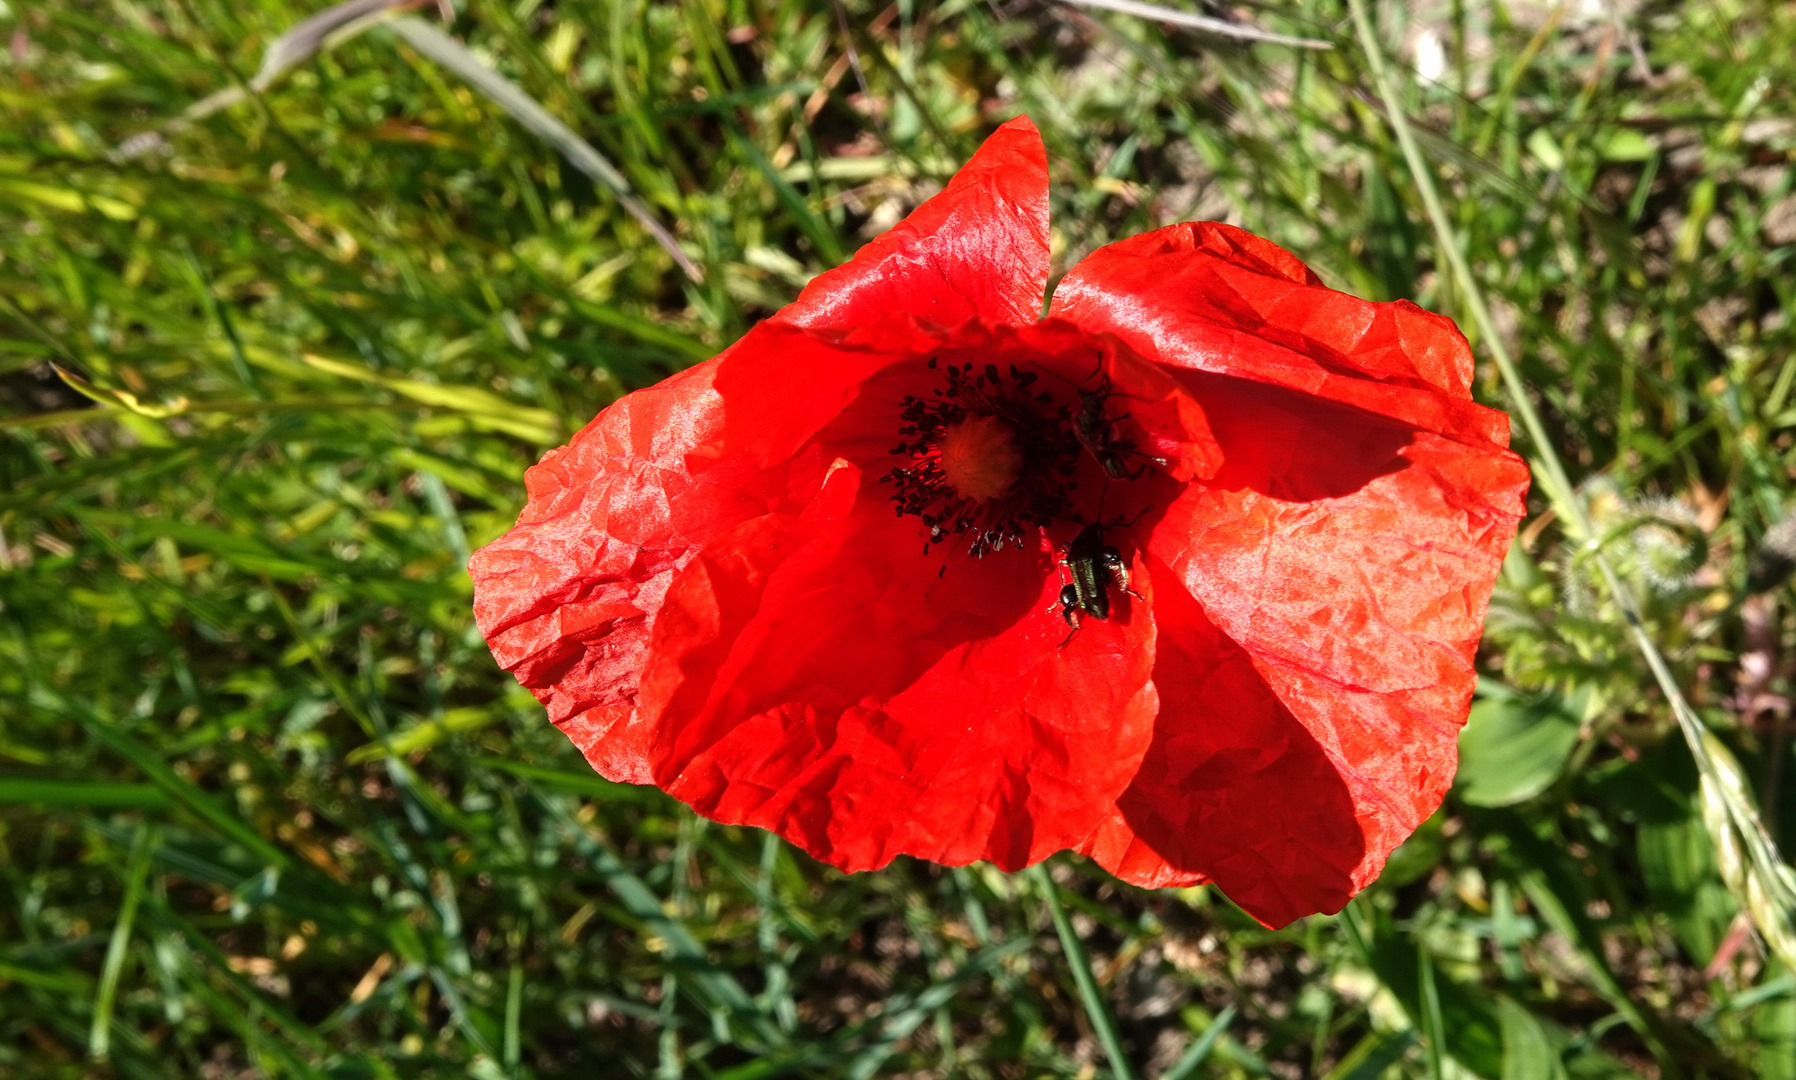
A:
774,116,1051,333
1083,371,1525,925
1049,221,1509,446
638,461,1160,872
466,359,787,783
1078,555,1366,926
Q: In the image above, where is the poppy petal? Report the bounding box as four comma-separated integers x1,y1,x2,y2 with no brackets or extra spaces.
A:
1080,555,1365,927
1049,222,1508,446
1092,373,1524,922
774,116,1051,333
1163,371,1526,699
467,361,787,782
712,318,917,470
639,463,1160,872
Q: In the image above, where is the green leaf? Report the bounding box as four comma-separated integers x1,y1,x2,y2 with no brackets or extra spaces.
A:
344,706,503,764
1752,985,1796,1080
1637,811,1738,963
1498,997,1569,1080
1456,687,1583,807
1595,128,1655,163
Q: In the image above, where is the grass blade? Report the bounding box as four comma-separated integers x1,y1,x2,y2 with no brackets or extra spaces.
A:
28,689,291,871
1028,863,1135,1080
90,825,156,1061
1322,1030,1420,1080
386,16,702,283
1163,1004,1236,1080
0,778,173,810
1419,949,1446,1080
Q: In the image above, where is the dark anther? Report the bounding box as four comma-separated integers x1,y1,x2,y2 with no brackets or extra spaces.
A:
880,354,1096,560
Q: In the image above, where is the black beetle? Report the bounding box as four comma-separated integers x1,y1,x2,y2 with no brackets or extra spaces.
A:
1056,515,1144,647
1037,359,1163,481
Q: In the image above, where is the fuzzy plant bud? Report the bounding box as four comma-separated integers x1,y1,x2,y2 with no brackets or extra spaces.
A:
1624,498,1705,591
1748,507,1796,594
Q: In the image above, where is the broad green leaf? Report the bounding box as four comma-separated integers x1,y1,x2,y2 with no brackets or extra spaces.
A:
1753,986,1796,1080
1456,688,1582,807
1498,997,1568,1080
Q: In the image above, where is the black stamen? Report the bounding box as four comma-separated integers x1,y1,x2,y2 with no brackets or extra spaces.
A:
880,356,1088,560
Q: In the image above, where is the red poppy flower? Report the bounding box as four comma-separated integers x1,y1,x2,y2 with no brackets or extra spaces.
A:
469,117,1528,927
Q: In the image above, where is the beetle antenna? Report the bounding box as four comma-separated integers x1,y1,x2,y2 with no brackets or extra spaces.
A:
1023,362,1079,391
1023,352,1109,389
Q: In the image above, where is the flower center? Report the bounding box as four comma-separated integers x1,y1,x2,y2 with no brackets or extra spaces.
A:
881,359,1082,559
939,414,1023,503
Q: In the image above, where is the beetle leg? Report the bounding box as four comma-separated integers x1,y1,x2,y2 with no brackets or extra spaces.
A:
1116,563,1143,600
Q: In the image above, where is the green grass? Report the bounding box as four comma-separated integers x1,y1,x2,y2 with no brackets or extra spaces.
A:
4,0,1796,1076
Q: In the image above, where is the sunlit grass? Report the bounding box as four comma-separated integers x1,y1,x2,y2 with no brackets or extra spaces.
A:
4,1,1796,1077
